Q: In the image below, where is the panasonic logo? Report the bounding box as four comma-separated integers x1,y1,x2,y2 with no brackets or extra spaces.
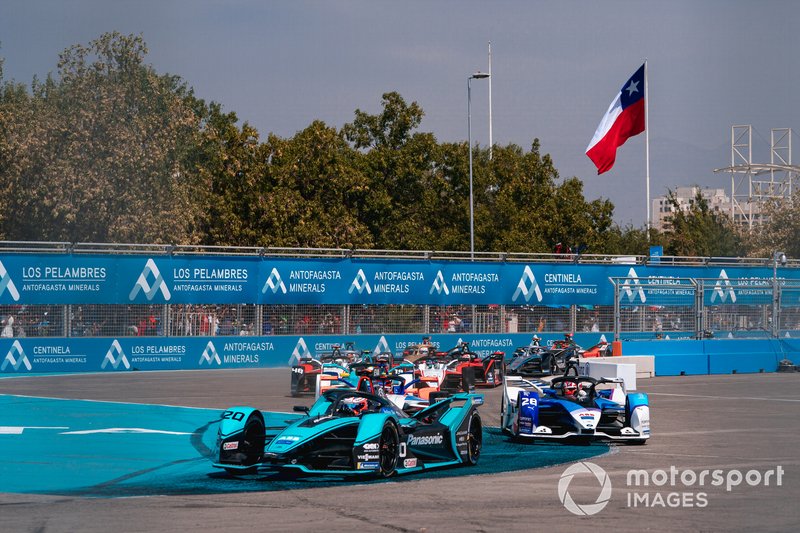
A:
408,434,444,446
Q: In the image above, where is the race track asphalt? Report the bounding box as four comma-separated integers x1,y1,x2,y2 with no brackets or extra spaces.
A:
1,369,798,532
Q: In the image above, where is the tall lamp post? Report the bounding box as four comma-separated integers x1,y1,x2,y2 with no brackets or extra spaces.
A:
773,251,786,337
468,71,490,259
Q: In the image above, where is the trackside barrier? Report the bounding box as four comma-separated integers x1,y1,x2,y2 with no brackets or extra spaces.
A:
1,334,795,377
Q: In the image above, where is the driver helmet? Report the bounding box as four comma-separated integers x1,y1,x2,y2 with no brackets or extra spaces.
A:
342,397,369,415
565,333,573,340
576,385,589,400
563,381,578,396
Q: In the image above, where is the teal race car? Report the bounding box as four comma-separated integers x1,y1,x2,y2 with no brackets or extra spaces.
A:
213,388,484,478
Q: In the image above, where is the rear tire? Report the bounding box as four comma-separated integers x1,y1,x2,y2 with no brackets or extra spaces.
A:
465,412,482,465
378,422,399,478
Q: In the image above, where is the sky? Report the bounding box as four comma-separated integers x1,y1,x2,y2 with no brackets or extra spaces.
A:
1,0,798,227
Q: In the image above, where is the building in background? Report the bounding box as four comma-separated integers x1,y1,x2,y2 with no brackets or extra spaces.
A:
652,186,731,231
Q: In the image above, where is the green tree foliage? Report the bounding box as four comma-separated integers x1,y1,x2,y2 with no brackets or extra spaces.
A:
0,32,201,243
187,98,269,246
261,121,373,248
343,92,441,249
662,188,744,257
745,193,800,259
603,224,663,256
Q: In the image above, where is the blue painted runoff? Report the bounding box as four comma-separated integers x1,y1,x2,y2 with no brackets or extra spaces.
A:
0,395,607,497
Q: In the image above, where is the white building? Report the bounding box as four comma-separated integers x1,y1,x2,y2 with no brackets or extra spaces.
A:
652,186,731,231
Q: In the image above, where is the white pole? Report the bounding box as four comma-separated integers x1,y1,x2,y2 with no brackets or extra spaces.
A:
645,59,651,237
468,77,474,259
488,41,493,161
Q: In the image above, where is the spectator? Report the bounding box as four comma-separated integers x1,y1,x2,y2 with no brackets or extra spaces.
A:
1,316,14,338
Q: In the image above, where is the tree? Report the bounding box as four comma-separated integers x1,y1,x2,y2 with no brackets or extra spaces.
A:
0,32,202,243
662,188,744,257
343,92,443,250
745,193,800,259
188,98,270,246
261,121,373,248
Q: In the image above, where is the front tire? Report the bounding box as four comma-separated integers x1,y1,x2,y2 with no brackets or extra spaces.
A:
378,422,399,478
465,412,482,465
225,412,265,475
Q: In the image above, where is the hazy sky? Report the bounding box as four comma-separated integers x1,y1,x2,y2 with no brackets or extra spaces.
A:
2,0,798,226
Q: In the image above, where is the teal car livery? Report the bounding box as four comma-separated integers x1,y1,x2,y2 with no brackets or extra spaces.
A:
213,388,484,478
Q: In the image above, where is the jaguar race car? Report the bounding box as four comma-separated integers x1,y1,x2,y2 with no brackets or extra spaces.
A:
291,356,351,396
213,388,484,478
290,343,376,396
500,375,650,444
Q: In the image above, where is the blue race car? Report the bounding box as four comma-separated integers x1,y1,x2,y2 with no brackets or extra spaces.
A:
213,388,484,478
501,375,650,444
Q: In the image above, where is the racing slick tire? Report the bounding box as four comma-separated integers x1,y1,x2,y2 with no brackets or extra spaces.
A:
465,412,482,465
542,354,556,375
378,422,400,478
225,412,265,475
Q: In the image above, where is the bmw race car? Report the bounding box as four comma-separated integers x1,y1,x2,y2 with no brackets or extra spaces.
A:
213,388,484,478
500,375,650,444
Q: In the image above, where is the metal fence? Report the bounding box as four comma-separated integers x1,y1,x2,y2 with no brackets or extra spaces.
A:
2,242,800,341
3,280,799,340
611,278,800,340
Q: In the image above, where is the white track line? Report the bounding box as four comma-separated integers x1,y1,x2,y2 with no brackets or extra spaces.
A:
649,392,800,403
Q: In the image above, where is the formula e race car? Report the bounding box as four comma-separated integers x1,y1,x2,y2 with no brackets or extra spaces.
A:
290,343,378,396
316,364,438,413
438,349,505,391
213,388,484,478
500,375,650,444
581,340,611,358
505,345,580,377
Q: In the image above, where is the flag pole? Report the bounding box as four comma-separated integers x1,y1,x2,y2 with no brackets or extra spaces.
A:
488,41,493,160
644,59,651,239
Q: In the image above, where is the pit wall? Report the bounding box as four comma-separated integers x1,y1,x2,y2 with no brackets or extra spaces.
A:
2,332,797,377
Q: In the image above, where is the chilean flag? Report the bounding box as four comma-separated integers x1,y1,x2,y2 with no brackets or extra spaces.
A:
586,64,646,174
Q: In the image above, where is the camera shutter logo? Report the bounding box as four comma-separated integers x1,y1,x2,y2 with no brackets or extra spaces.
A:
199,341,221,366
349,269,372,295
129,258,171,301
710,269,737,303
430,270,450,295
620,267,646,303
289,337,311,364
2,340,31,372
102,340,130,370
558,461,613,516
262,268,287,295
0,260,20,302
513,266,542,302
